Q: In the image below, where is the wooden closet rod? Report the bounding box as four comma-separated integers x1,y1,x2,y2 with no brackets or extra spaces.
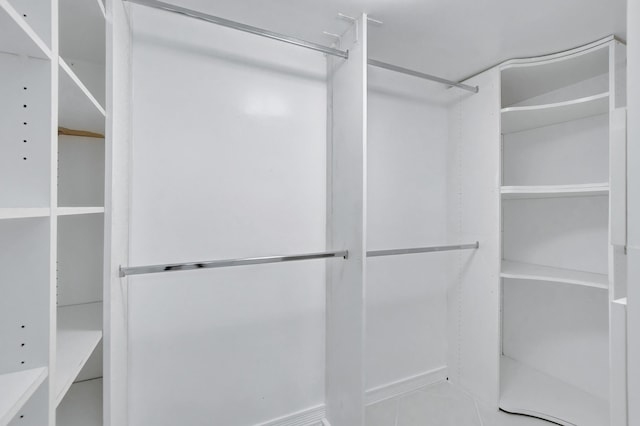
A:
125,0,349,59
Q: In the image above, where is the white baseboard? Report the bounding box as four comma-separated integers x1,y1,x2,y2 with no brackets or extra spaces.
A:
256,404,325,426
257,366,447,426
365,365,448,405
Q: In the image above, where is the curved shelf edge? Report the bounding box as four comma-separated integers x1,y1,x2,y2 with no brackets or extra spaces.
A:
501,93,609,133
501,183,609,200
501,260,608,289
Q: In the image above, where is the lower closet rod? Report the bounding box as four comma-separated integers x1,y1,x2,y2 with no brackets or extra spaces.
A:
367,242,479,258
119,250,348,277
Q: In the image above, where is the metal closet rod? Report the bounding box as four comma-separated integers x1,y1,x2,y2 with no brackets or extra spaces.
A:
368,59,479,93
367,242,479,258
119,242,479,277
126,0,478,93
125,0,349,59
119,250,349,277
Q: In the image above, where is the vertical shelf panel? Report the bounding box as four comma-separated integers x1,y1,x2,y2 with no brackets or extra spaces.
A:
325,14,368,426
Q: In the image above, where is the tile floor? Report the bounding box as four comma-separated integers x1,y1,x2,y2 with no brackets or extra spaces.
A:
366,381,551,426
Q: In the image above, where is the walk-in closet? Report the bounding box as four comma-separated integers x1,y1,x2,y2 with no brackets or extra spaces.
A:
1,0,639,425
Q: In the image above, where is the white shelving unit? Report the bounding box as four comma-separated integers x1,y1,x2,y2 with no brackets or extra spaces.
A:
499,37,626,426
0,0,105,423
0,367,48,426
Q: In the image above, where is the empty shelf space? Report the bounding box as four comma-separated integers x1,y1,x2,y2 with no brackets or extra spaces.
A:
500,356,608,426
0,0,50,58
57,207,104,216
56,302,102,406
0,208,50,220
59,58,105,134
501,93,609,133
501,260,607,289
0,367,48,426
501,183,609,199
56,378,102,426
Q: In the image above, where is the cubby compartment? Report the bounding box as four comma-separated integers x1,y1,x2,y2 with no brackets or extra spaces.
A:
58,136,105,209
0,218,50,425
501,42,609,108
502,113,609,187
59,0,105,107
0,52,51,209
502,196,608,276
501,279,609,426
6,378,49,426
55,214,103,416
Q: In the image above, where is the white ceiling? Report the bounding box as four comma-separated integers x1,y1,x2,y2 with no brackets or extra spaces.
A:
170,0,626,82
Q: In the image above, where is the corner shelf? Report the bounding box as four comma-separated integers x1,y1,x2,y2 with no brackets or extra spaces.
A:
56,378,102,426
500,356,608,426
501,93,609,133
501,183,609,199
0,208,50,220
0,0,50,59
56,207,104,217
55,302,102,406
0,367,48,426
501,260,607,290
59,58,105,134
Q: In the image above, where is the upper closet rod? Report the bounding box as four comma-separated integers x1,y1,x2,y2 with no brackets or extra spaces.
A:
368,59,479,93
119,250,348,277
125,0,349,59
367,242,479,258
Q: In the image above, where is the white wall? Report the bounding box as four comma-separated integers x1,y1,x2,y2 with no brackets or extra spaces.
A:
366,67,449,390
127,4,327,425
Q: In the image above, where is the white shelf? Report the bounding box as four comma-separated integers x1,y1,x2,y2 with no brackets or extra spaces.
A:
0,208,50,220
501,183,609,199
55,303,102,406
500,356,608,426
56,207,104,217
56,378,102,426
0,367,48,426
59,58,105,134
501,93,609,133
501,260,607,289
0,0,50,59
